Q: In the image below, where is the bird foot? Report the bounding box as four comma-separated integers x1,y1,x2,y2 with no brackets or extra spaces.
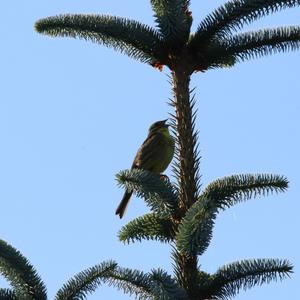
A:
160,174,170,183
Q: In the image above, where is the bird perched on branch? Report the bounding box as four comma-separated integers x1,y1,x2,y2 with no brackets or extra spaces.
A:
116,119,175,218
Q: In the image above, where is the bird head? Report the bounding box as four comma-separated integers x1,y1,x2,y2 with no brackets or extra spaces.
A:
148,119,170,134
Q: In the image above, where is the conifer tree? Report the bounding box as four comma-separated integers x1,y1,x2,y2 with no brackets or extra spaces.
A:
1,1,298,299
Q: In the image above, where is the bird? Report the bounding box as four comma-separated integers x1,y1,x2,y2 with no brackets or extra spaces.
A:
115,119,175,218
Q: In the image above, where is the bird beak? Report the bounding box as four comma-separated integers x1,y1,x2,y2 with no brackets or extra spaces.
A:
162,119,169,127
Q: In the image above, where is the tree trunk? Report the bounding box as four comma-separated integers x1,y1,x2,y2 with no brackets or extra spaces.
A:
171,67,200,299
171,67,199,211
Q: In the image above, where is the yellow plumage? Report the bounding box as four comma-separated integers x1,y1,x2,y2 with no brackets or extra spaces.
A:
115,120,175,218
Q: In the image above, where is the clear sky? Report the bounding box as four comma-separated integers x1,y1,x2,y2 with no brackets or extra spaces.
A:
0,1,299,299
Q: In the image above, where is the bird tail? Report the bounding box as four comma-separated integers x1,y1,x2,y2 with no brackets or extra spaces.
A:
115,190,133,219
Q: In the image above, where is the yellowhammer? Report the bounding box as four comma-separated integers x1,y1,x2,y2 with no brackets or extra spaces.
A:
115,119,175,218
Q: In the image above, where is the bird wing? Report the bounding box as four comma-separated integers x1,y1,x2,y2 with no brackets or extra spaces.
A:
132,132,164,171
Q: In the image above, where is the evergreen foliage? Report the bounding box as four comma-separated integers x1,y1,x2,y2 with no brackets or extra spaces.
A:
148,269,187,299
34,0,300,71
176,173,288,256
116,169,179,217
55,261,117,300
207,26,300,66
201,173,289,206
150,0,192,48
35,14,166,64
201,258,293,299
118,213,175,243
0,241,293,300
176,195,217,256
190,0,300,46
1,1,294,299
0,240,47,300
0,244,187,300
0,288,17,300
169,91,201,210
104,266,153,299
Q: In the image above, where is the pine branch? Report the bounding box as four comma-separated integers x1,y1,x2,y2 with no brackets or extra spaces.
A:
176,174,288,256
149,268,187,300
189,0,300,49
0,240,47,300
0,289,17,300
176,195,216,256
55,260,117,300
150,0,192,48
203,258,293,299
118,213,176,244
105,267,153,300
202,174,289,207
116,169,179,217
35,14,166,64
210,26,300,64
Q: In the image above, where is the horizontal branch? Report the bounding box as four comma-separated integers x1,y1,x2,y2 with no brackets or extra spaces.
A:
201,173,289,207
55,261,117,300
190,0,300,48
204,258,293,299
35,14,166,64
208,26,300,65
105,266,153,300
118,213,176,244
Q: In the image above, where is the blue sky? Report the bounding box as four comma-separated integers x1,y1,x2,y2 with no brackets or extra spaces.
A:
0,1,299,299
